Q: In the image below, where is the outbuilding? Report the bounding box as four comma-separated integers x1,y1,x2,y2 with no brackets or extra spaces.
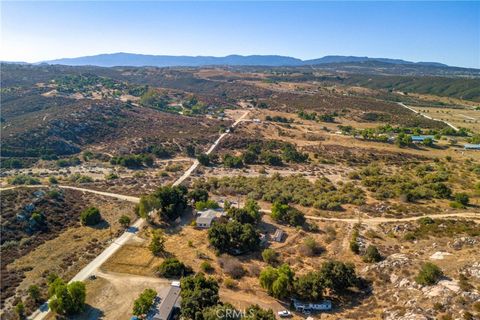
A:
292,299,332,313
195,209,225,228
464,144,480,150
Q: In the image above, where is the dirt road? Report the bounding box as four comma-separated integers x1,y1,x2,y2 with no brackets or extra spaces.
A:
27,110,250,320
397,102,459,131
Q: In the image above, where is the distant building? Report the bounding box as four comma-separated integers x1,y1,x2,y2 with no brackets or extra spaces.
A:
272,229,284,242
464,144,480,150
195,209,225,228
152,283,181,320
411,135,435,143
292,299,332,313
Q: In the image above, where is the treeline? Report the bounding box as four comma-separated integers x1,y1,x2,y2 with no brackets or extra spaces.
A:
259,260,360,301
298,111,337,123
199,141,309,169
195,174,365,211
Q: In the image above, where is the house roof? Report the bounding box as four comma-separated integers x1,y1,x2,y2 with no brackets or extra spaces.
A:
411,135,434,140
153,286,181,320
464,144,480,149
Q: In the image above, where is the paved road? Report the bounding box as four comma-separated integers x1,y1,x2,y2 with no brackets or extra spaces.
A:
398,102,459,131
27,110,249,320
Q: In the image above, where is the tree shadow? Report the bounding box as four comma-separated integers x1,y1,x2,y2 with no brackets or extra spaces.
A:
69,304,105,320
90,220,110,230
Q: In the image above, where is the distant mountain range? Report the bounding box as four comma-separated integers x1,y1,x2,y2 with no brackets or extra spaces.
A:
29,53,450,68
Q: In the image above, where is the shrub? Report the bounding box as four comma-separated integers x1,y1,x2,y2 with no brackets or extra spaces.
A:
363,245,382,263
48,176,58,184
118,215,131,228
28,284,41,302
200,261,214,273
299,237,322,257
223,278,237,289
157,258,193,278
262,248,278,265
80,207,101,226
454,193,469,206
8,174,40,185
218,255,245,279
415,262,443,286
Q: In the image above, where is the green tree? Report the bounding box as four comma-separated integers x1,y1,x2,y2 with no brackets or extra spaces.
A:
15,302,25,320
318,260,358,294
188,188,209,203
197,153,211,166
259,264,294,299
203,303,240,320
118,215,131,229
271,202,305,227
80,207,101,226
132,288,157,316
415,262,443,285
180,274,219,320
294,271,324,301
138,185,188,221
48,279,86,315
28,285,41,302
208,220,260,254
149,229,165,256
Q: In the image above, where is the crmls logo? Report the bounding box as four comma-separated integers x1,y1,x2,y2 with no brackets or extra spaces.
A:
215,308,256,318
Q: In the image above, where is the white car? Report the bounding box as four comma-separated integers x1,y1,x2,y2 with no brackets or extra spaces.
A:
277,310,292,317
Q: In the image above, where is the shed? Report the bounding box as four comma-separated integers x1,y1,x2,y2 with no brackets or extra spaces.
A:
272,229,284,242
292,299,332,313
464,144,480,150
411,135,435,143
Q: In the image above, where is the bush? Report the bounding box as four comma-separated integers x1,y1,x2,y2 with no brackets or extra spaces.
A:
118,215,131,228
157,258,193,278
262,248,278,265
48,176,58,184
80,207,101,226
299,237,322,256
8,174,41,185
218,255,245,279
415,262,443,286
454,193,469,206
200,261,214,273
363,245,382,263
223,278,237,289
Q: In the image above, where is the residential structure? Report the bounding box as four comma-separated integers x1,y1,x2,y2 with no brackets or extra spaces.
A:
195,209,225,228
152,283,181,320
292,299,332,313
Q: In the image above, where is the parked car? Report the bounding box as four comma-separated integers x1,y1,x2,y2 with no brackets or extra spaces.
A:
277,310,292,317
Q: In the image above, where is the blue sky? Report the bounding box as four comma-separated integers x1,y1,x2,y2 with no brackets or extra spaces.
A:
1,1,479,68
